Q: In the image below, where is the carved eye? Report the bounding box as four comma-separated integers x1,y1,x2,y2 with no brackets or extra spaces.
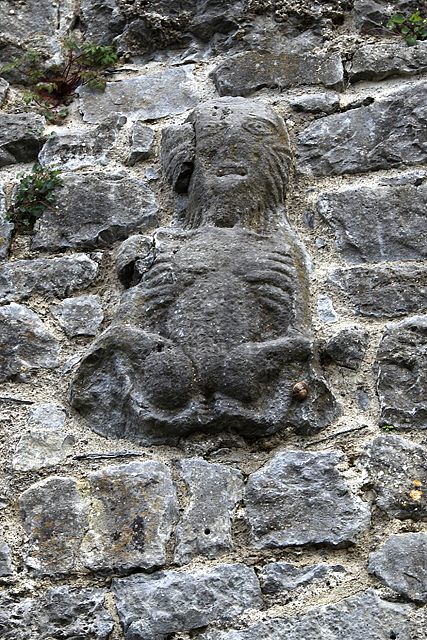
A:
243,120,276,136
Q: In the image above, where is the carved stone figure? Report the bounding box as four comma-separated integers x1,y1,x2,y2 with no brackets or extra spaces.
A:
70,98,335,444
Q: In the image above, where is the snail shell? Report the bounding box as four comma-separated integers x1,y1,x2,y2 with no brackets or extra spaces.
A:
292,381,309,401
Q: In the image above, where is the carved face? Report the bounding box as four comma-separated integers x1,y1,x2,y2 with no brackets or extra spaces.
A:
186,98,292,231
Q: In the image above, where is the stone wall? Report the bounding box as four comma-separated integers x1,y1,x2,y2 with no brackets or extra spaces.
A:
0,1,426,638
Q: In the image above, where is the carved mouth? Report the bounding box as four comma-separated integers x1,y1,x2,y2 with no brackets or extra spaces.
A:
215,163,248,177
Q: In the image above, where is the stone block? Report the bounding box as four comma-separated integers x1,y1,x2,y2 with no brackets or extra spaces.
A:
321,326,369,370
51,295,104,337
0,541,12,576
127,122,155,166
0,113,45,167
349,41,427,82
259,562,347,595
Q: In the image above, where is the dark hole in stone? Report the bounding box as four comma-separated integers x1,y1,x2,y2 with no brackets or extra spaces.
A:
390,632,397,639
156,343,164,352
204,528,211,535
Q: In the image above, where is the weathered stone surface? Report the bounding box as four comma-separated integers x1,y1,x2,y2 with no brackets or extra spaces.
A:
349,41,427,82
298,83,427,176
358,435,427,520
318,182,427,263
354,0,421,34
289,92,340,114
71,98,335,445
0,303,59,382
115,234,154,286
0,254,98,302
369,533,427,602
0,182,13,260
12,429,75,471
78,67,199,124
330,264,427,317
245,450,370,548
161,123,195,193
375,316,427,429
0,113,45,167
260,562,347,595
20,477,89,575
0,0,64,41
212,51,344,96
113,563,262,639
39,116,126,170
127,121,155,166
0,541,12,576
51,295,104,337
174,458,243,564
317,294,338,323
201,590,418,640
31,171,158,251
28,403,66,429
80,461,178,572
80,0,125,44
0,587,114,639
321,326,369,370
0,78,8,106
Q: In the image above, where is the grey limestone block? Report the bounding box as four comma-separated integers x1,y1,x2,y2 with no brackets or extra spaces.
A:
245,450,370,548
80,0,125,44
318,182,427,263
12,430,75,471
78,67,199,124
112,563,262,640
39,115,127,170
259,562,347,595
51,295,104,337
0,0,66,41
0,303,60,382
0,253,99,302
80,461,178,572
115,234,154,286
174,457,244,564
329,264,427,317
28,403,66,429
0,541,12,576
0,78,9,106
0,182,13,260
369,533,427,602
31,170,158,251
321,326,369,370
0,113,45,168
20,476,89,576
70,98,336,445
349,41,427,82
127,121,155,166
376,316,427,429
358,435,427,521
288,92,340,115
200,589,419,640
0,586,114,639
297,83,427,176
161,122,196,193
211,51,344,97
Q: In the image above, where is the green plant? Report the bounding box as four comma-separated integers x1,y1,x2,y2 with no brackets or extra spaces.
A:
380,424,396,432
1,37,118,122
7,164,63,233
386,10,427,45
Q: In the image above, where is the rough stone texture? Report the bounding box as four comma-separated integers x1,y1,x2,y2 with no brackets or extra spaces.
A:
318,183,427,263
78,67,199,124
0,587,114,639
127,121,155,166
0,113,45,167
161,122,195,193
115,234,154,286
0,182,13,260
317,294,338,323
201,590,419,640
113,563,262,640
0,304,60,382
375,316,427,429
80,461,178,572
298,83,427,176
174,458,244,564
288,92,340,114
353,1,420,34
71,98,335,445
349,41,427,82
330,264,427,317
0,0,64,41
80,0,125,44
0,78,8,106
0,541,12,576
358,435,427,521
28,403,66,429
245,450,370,548
12,429,75,471
31,171,158,251
0,254,98,302
20,477,89,576
260,562,347,594
39,116,126,170
368,533,427,602
212,51,344,96
51,295,104,337
321,326,369,370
